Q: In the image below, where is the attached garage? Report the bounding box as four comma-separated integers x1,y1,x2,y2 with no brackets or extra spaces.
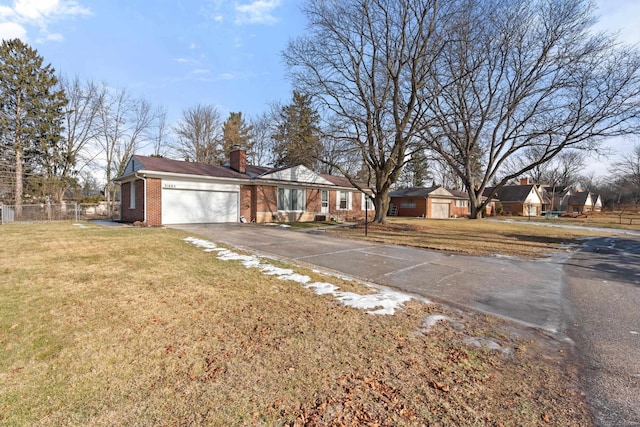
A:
161,180,240,224
431,201,451,219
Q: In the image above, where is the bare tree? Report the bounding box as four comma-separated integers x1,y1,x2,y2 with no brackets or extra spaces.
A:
172,104,223,164
520,148,586,188
249,110,276,166
612,143,640,208
430,156,465,190
95,86,156,216
51,75,104,202
285,0,449,222
151,106,171,157
422,0,640,218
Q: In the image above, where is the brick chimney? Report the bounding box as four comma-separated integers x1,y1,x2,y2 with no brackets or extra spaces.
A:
230,145,246,174
520,177,530,186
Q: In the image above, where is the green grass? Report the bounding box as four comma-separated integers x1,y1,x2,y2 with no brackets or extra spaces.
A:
0,222,592,425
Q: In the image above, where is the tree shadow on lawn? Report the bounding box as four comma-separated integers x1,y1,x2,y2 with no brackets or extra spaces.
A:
503,233,580,246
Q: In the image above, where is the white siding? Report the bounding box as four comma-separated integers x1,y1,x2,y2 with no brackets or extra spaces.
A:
262,165,333,184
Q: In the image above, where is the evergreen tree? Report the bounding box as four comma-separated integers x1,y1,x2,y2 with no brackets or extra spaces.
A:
271,91,321,169
406,151,431,188
221,111,253,163
0,39,67,211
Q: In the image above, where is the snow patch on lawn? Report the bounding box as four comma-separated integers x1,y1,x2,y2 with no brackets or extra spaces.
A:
421,314,453,331
184,236,412,315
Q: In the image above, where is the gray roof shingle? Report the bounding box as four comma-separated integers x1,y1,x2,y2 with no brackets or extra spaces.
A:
133,155,248,179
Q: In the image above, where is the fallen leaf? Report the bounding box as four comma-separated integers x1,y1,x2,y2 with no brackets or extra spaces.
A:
432,381,450,392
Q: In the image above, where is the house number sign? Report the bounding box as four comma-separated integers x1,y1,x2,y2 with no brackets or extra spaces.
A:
163,184,176,188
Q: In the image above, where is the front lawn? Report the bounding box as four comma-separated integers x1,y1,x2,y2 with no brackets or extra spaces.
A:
332,217,615,258
0,222,590,425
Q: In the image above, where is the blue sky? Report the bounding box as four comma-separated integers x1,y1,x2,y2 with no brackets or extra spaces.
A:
0,0,639,175
0,0,307,122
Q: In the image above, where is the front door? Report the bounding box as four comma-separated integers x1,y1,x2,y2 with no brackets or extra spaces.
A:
321,190,329,214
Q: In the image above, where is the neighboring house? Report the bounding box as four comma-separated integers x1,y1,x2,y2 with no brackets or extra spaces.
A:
568,191,602,213
538,186,602,214
484,179,545,216
388,186,470,218
115,146,373,226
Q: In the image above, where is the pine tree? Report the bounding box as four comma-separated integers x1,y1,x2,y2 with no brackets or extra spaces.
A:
271,91,321,170
221,111,253,163
0,39,67,212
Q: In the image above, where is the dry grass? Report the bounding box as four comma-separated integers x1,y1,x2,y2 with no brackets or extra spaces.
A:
508,211,640,230
0,222,591,425
332,218,615,258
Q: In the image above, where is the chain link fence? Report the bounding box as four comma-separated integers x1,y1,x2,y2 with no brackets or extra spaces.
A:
0,202,120,224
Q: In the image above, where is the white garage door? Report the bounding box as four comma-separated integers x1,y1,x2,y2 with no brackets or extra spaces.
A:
431,202,450,219
162,188,239,224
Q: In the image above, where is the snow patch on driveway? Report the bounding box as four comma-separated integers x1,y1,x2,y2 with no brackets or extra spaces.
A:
184,236,414,315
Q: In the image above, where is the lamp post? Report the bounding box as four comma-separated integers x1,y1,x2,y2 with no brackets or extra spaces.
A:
365,195,368,237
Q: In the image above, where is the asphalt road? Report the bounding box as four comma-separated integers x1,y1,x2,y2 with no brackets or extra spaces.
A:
174,223,640,426
563,237,640,426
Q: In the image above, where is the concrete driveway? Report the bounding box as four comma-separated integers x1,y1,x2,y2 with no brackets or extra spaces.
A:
175,223,569,332
174,223,640,425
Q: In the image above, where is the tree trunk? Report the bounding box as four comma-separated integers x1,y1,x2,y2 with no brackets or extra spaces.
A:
469,202,481,219
373,190,390,223
14,145,22,218
468,188,489,219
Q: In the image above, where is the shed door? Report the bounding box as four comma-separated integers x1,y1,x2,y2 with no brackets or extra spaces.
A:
431,202,450,219
162,188,239,224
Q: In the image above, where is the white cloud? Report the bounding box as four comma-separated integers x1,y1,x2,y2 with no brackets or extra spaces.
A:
0,0,91,42
43,31,63,41
15,0,60,20
0,21,27,39
0,6,15,18
234,0,281,25
173,57,189,63
593,0,640,46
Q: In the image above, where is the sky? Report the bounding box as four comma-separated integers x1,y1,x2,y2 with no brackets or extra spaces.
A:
0,0,639,176
0,0,307,121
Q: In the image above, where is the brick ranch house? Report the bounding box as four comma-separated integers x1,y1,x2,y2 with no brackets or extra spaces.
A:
388,186,472,218
115,146,374,226
484,178,545,216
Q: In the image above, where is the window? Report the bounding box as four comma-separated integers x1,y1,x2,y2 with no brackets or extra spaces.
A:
337,191,351,210
129,181,136,209
361,193,374,210
455,200,468,208
278,188,306,211
400,201,416,208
